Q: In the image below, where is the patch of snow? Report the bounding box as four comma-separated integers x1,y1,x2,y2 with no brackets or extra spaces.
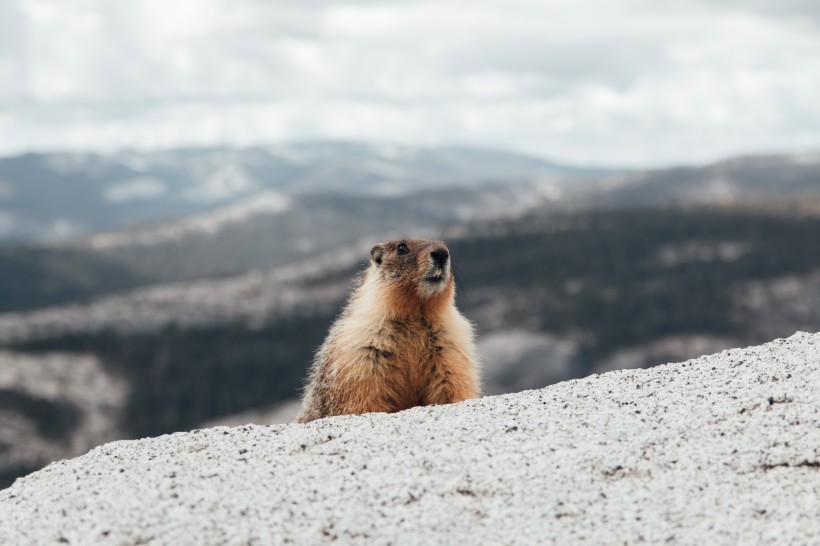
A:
103,177,166,203
690,177,739,203
43,218,84,241
789,152,820,165
657,241,751,267
185,163,257,203
0,210,14,236
265,145,309,164
114,153,149,172
530,178,564,200
358,158,409,179
370,183,411,197
292,237,318,254
595,171,648,191
42,154,92,175
373,143,410,160
85,191,291,249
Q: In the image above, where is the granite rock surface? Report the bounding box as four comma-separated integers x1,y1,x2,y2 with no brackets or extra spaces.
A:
1,332,818,545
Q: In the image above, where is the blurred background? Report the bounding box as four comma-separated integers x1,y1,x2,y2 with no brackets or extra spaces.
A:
1,0,819,488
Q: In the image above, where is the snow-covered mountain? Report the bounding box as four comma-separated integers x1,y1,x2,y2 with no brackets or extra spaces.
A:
587,152,820,207
0,142,600,242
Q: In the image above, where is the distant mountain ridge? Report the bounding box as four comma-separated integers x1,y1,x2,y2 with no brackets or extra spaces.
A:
589,152,820,207
2,145,817,248
0,142,599,243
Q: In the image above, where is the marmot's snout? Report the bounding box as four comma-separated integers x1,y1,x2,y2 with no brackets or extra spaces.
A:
424,244,451,289
430,247,449,268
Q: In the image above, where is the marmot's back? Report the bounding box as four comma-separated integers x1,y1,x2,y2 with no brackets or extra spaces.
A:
297,239,479,423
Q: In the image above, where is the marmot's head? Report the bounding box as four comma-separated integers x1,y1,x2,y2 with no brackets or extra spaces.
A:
369,239,454,311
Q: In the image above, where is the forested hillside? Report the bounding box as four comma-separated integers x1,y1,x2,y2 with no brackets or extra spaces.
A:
4,205,820,442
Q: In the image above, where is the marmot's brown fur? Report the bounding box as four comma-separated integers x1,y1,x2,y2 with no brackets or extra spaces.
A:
297,239,480,423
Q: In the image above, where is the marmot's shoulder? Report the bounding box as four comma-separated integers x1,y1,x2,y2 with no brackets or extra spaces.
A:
297,239,479,423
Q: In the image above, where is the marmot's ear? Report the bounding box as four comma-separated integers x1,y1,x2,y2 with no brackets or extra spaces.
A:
370,245,384,266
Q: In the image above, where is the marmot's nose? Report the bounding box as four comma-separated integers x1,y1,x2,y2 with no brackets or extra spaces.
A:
430,247,449,267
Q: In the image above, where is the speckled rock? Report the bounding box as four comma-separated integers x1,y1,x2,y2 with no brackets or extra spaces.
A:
1,332,819,545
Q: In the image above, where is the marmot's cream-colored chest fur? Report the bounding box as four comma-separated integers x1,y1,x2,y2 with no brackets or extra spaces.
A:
297,239,480,423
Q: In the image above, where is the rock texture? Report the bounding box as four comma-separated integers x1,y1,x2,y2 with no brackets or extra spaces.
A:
1,332,819,545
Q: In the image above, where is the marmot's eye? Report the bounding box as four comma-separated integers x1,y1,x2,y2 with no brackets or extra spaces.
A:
397,242,409,255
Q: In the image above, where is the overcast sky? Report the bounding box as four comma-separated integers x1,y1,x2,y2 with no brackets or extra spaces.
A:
1,0,819,167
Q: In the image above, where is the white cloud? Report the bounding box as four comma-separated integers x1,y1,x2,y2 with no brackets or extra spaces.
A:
1,0,819,166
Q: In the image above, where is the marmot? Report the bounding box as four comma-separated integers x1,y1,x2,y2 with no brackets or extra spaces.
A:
297,238,480,423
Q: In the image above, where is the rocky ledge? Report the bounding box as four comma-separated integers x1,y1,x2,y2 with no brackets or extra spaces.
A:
1,332,818,545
